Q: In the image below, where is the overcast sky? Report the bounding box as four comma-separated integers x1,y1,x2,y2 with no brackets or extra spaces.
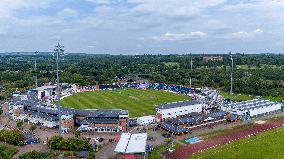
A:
1,0,284,54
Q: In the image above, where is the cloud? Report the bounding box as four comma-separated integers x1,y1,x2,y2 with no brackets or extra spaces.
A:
58,8,78,18
0,0,283,53
152,31,207,41
0,0,53,18
232,29,263,39
221,0,284,11
85,0,112,4
127,0,227,20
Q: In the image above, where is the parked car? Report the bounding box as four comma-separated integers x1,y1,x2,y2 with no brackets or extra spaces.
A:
95,137,104,142
162,133,172,138
25,138,39,145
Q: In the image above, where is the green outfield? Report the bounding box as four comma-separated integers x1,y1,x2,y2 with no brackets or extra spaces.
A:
191,126,284,159
60,88,190,117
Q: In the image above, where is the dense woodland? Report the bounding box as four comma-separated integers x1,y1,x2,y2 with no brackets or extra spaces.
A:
0,53,283,100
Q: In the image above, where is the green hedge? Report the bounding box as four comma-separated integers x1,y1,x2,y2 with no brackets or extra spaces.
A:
0,145,17,159
19,151,54,159
0,130,24,146
48,136,92,151
0,109,2,115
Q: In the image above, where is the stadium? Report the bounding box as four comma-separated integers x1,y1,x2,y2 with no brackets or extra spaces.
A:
60,83,192,118
10,82,197,133
8,81,284,158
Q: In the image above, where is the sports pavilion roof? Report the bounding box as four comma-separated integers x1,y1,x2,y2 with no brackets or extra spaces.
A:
156,100,201,110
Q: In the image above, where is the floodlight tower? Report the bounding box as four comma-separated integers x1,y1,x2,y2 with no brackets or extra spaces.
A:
34,51,39,88
53,43,65,136
189,54,193,88
230,54,233,95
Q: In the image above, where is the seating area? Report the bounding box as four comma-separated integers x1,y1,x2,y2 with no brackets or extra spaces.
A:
119,83,192,94
160,122,190,135
208,110,227,119
78,82,192,95
160,111,228,134
170,115,206,126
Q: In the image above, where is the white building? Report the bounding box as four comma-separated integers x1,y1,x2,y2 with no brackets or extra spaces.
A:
137,115,156,126
114,133,147,158
33,83,77,100
156,100,204,122
223,99,282,118
12,92,28,101
34,85,56,99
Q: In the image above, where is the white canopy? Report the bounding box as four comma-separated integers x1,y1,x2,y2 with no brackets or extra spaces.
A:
114,133,147,154
77,125,92,131
43,121,57,128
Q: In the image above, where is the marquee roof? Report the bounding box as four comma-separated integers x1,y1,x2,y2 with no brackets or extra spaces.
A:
114,133,147,154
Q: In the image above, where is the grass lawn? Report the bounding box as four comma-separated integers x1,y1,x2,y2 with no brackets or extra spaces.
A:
263,96,283,102
199,124,253,140
61,88,190,117
191,126,284,159
0,145,17,159
149,141,184,159
221,91,255,102
221,91,283,102
163,62,180,68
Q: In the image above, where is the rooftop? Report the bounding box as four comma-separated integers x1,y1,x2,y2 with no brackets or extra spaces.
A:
225,99,280,111
34,85,56,91
156,100,200,110
114,133,147,154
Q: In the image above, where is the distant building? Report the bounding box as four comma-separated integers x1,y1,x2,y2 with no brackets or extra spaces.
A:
31,83,77,100
12,104,24,118
33,85,56,99
203,56,223,62
12,92,28,101
114,133,147,159
156,100,204,122
61,114,75,132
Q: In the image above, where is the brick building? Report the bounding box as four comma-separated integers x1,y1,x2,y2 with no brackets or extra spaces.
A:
13,104,24,118
203,56,223,62
61,114,75,131
75,109,129,132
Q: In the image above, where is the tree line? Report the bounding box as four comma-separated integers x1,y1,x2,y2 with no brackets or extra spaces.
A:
0,53,283,99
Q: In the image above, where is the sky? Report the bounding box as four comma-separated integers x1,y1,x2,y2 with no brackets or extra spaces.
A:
0,0,284,54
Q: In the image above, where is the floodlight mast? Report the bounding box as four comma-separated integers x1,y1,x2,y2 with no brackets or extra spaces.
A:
34,51,39,88
230,54,233,95
190,54,193,88
53,43,65,136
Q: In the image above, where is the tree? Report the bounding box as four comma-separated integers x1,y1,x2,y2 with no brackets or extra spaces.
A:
0,130,24,146
48,136,92,151
29,124,36,132
16,121,24,128
75,130,81,138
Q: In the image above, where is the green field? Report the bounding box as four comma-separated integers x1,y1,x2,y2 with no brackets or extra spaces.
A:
221,91,255,102
0,145,17,159
163,62,180,68
192,126,284,159
61,88,190,117
221,91,283,102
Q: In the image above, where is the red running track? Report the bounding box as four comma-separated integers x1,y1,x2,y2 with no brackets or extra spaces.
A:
165,119,284,159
